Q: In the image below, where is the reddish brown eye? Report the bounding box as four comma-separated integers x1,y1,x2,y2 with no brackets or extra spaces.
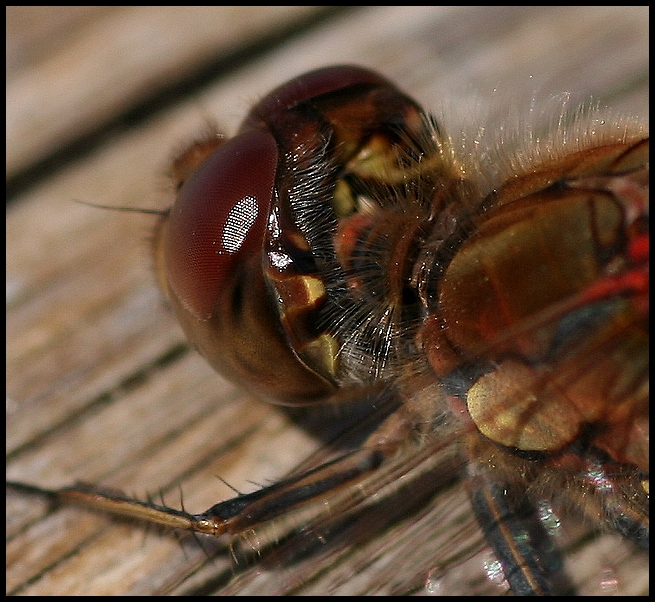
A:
239,65,393,133
154,65,432,405
163,129,278,320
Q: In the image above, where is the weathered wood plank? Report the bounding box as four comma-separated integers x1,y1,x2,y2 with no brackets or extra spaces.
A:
7,6,649,595
6,6,332,179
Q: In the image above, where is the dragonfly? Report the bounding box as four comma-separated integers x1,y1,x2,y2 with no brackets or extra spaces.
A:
8,65,648,595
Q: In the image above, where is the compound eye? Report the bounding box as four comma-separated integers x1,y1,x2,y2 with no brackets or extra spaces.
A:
240,65,393,132
163,129,278,320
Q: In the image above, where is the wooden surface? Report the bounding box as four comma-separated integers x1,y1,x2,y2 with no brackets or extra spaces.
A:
6,6,649,596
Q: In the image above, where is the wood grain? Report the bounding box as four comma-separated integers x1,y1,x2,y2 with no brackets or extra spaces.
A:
6,6,649,595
